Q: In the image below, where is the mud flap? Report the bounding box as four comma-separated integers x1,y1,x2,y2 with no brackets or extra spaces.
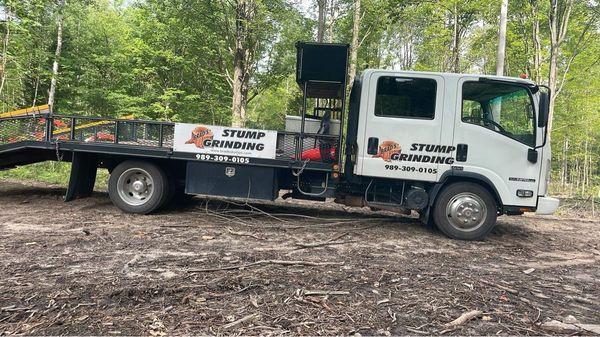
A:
65,152,98,202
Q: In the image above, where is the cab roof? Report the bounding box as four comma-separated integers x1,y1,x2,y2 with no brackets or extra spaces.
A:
360,69,537,87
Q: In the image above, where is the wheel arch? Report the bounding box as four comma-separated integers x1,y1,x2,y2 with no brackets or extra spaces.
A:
429,171,504,212
99,155,186,179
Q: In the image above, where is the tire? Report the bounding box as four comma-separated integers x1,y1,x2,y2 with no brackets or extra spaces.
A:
432,182,498,240
108,160,168,214
161,179,193,210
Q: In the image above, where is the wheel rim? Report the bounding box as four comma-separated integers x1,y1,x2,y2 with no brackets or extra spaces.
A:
446,192,487,232
117,168,155,206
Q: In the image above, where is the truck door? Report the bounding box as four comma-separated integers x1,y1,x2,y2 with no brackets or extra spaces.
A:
357,72,446,182
453,77,543,207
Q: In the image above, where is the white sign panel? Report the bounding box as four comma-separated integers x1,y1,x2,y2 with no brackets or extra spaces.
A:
174,123,277,159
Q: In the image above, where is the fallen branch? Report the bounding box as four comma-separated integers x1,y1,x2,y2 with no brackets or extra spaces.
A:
479,279,519,294
438,327,458,335
0,314,16,324
226,200,291,224
72,302,96,310
207,284,258,299
443,310,483,328
538,320,595,334
227,227,262,240
302,290,350,296
565,295,597,306
188,259,344,273
222,313,260,329
295,296,333,312
202,209,250,227
160,224,197,228
1,306,33,312
295,232,350,249
406,327,429,335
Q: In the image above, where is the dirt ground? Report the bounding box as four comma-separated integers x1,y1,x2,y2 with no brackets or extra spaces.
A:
0,179,598,336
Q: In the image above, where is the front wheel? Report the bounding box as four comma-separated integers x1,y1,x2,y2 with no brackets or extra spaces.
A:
432,182,498,240
108,160,168,214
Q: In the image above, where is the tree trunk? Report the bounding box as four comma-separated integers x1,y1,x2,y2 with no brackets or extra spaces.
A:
316,0,327,43
32,77,40,106
326,0,336,43
496,0,509,76
231,0,255,127
0,7,11,98
547,44,558,133
561,137,568,188
348,0,361,86
547,0,574,134
583,135,589,194
574,159,580,193
451,3,460,73
48,0,66,109
531,0,542,83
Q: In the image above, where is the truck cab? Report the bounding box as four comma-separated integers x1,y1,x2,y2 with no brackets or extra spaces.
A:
343,69,559,239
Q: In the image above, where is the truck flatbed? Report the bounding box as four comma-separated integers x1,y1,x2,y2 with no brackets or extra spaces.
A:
0,114,339,173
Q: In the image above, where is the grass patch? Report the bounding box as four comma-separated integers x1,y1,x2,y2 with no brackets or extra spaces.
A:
0,161,109,189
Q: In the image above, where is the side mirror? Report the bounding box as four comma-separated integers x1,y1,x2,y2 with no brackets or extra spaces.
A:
538,91,550,128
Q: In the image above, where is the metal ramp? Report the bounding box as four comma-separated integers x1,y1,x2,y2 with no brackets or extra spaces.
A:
0,114,54,170
0,104,51,119
0,145,56,171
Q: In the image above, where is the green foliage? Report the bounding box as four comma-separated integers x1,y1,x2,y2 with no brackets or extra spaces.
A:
0,162,108,188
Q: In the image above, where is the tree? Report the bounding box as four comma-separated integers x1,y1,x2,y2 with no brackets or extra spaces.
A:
48,0,66,108
547,0,573,133
530,0,542,82
496,0,508,76
316,0,327,42
0,3,10,97
231,0,256,127
348,0,361,86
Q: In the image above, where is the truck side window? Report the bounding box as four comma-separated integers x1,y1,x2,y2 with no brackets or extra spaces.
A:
462,81,536,147
375,77,437,119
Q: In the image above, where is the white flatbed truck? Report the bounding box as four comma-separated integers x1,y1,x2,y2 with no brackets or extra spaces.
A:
0,42,559,240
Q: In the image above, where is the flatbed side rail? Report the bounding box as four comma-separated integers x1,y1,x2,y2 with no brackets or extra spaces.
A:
0,114,51,145
0,114,175,149
48,114,175,148
1,114,340,165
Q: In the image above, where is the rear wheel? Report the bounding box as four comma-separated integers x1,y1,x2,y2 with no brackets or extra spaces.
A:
161,179,194,209
433,182,497,240
108,160,168,214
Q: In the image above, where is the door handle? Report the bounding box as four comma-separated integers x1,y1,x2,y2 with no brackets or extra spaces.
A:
367,137,379,155
456,144,468,162
527,148,538,163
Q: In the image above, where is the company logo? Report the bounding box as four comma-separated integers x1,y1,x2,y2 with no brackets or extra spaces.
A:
185,126,213,148
373,141,401,162
373,141,457,164
225,167,236,177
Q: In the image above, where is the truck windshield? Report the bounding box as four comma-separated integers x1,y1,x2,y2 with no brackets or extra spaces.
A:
462,81,536,147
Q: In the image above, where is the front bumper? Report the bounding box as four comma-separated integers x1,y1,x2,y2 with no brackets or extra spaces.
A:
536,196,560,215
